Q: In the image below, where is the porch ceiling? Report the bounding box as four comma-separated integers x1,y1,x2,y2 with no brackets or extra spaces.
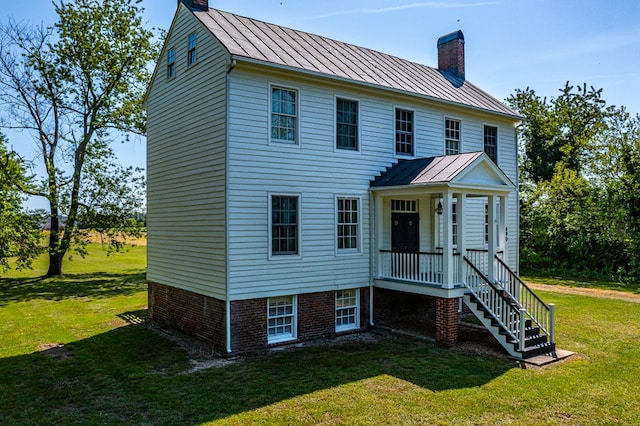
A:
370,152,514,194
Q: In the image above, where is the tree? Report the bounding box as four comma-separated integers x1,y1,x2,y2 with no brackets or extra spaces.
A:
509,82,640,281
0,134,43,271
507,82,613,182
0,0,157,275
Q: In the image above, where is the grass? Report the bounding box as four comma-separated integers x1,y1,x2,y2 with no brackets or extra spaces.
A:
1,247,639,424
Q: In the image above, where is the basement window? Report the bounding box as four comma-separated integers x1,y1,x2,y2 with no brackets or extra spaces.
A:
267,296,296,343
336,289,359,332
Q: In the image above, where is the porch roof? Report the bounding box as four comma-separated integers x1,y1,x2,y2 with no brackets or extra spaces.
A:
370,152,514,193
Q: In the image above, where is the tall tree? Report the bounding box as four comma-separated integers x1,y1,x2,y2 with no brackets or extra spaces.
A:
0,0,156,275
507,82,612,182
509,82,640,280
0,134,42,271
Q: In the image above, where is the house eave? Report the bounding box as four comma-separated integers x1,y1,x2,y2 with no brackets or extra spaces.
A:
231,55,523,121
369,181,513,196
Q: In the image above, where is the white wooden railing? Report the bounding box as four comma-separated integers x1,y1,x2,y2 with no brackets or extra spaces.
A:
379,250,443,285
494,255,555,344
463,256,523,347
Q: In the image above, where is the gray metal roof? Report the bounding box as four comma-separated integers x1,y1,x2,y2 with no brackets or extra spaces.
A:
193,8,520,119
371,152,485,187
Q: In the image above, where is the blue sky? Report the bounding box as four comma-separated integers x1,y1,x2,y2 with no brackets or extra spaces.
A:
4,0,640,208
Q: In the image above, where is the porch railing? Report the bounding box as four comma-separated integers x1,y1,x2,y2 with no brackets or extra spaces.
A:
378,250,460,286
465,248,504,277
463,256,522,347
494,255,555,344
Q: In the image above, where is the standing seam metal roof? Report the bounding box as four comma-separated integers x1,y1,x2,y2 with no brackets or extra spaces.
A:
193,8,519,118
371,152,486,187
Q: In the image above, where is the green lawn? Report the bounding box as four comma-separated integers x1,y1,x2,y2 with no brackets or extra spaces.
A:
1,247,639,424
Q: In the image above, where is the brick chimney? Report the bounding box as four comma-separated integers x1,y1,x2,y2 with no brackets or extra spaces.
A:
179,0,208,11
437,30,465,80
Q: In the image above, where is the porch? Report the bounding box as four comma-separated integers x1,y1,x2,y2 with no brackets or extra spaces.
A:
370,153,556,359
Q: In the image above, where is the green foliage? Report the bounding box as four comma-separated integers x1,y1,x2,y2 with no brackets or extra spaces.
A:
507,82,613,182
0,135,43,270
511,83,640,281
0,0,158,275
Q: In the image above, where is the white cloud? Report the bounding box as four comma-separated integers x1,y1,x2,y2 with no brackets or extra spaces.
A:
308,1,499,19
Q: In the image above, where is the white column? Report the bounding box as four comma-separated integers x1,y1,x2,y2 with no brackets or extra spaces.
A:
487,194,497,284
442,191,454,288
499,195,507,257
375,195,384,278
456,192,466,285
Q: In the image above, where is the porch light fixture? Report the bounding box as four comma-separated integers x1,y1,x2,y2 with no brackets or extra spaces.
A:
436,201,443,215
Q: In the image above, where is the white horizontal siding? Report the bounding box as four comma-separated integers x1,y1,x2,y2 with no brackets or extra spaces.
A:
146,6,229,300
226,68,519,299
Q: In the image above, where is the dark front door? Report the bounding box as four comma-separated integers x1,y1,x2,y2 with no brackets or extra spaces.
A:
392,212,419,252
391,213,420,279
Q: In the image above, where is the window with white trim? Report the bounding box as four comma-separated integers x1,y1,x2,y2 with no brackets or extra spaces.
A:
336,98,358,150
395,108,414,156
336,289,359,332
452,202,458,246
445,118,460,155
271,195,299,255
187,33,197,66
337,197,359,251
484,202,489,246
271,87,298,143
268,296,296,343
167,47,175,79
484,125,498,163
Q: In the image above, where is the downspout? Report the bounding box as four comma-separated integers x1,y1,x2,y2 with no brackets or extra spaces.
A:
225,57,236,354
369,189,375,327
514,125,520,275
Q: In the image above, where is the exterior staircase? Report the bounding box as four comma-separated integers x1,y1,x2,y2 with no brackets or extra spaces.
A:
462,255,556,359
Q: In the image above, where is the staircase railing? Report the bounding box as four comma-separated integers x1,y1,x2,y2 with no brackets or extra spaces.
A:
494,255,555,344
463,256,524,347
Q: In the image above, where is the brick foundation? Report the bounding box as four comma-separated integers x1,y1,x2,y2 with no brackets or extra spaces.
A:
435,297,459,346
373,287,436,327
373,287,459,345
149,282,369,354
148,282,226,352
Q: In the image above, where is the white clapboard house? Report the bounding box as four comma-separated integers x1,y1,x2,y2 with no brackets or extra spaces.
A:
145,0,556,358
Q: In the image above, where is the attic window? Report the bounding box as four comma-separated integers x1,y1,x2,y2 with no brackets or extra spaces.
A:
187,33,197,66
167,47,175,79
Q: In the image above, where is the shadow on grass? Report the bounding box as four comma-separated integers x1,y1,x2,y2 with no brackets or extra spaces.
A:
0,318,514,425
0,271,147,305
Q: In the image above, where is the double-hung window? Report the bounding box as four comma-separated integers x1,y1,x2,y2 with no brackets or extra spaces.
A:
445,118,461,155
187,33,197,66
267,296,296,343
452,202,458,246
271,87,298,143
395,108,414,156
167,47,175,79
336,289,359,332
337,197,359,251
484,125,498,163
271,195,299,256
336,98,358,150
